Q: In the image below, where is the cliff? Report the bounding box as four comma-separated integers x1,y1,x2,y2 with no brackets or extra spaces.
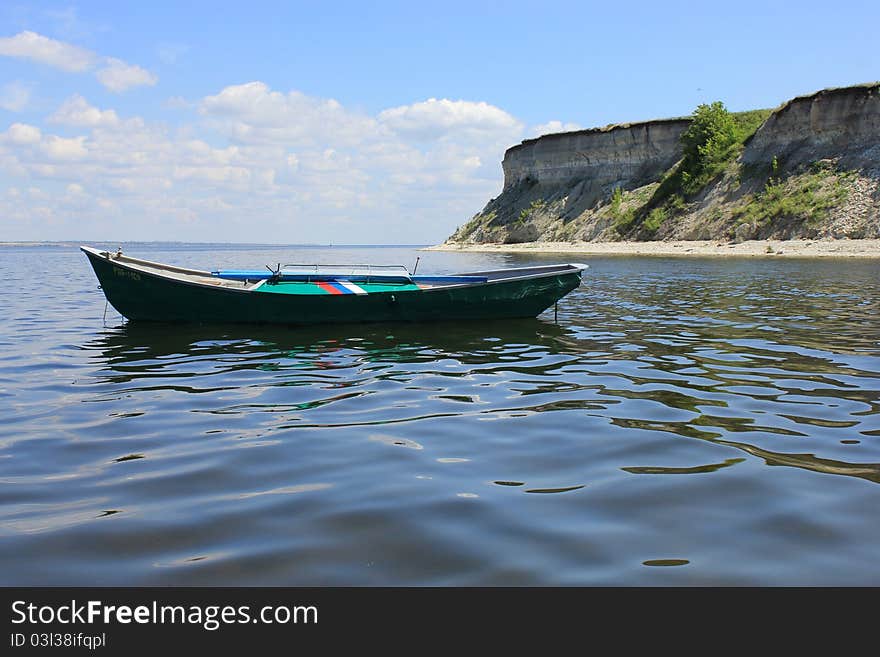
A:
447,83,880,244
501,118,689,191
744,84,880,169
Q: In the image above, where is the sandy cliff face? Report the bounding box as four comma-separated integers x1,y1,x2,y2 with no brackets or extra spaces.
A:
744,84,880,171
449,119,689,244
448,83,879,244
501,118,689,191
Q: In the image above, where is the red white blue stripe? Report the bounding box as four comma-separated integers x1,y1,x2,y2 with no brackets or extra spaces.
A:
316,280,367,295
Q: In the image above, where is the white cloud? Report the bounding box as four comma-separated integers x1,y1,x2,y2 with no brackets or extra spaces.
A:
43,135,87,160
0,31,157,94
96,58,158,93
48,95,119,127
530,120,583,137
0,81,31,112
200,82,377,147
0,30,96,72
197,84,523,201
5,123,42,145
172,165,252,185
378,98,523,140
0,82,547,242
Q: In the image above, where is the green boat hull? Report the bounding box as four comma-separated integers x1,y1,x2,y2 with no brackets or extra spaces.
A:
84,248,583,325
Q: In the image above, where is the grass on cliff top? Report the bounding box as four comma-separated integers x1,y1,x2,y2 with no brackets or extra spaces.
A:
730,109,773,143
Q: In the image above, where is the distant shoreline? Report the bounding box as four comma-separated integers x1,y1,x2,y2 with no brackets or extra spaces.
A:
0,242,430,249
424,239,880,258
4,240,879,258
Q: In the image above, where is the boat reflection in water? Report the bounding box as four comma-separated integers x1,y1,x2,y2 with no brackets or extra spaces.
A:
85,317,880,487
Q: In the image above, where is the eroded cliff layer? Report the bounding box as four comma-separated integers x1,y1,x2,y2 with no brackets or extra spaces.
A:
449,83,879,244
744,83,880,170
502,118,689,190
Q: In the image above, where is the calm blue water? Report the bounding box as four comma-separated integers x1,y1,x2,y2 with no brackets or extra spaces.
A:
1,244,879,585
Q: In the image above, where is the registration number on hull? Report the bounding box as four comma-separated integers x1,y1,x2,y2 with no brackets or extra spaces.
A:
113,266,141,281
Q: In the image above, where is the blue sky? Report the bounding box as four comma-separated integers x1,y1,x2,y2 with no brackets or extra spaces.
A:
1,1,877,243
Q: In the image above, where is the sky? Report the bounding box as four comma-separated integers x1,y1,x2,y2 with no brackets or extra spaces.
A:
1,1,877,244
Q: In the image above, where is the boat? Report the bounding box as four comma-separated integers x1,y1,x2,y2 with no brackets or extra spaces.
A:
81,246,587,325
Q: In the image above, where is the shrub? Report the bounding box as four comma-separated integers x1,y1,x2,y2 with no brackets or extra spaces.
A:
610,186,623,215
643,206,668,233
615,103,771,238
678,102,739,194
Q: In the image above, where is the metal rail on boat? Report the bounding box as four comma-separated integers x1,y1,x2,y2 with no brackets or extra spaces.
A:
211,263,489,285
281,263,413,283
212,264,412,283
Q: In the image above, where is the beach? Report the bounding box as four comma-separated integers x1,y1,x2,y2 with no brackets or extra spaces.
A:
425,239,880,258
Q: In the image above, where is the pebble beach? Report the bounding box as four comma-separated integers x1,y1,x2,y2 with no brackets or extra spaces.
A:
426,239,880,258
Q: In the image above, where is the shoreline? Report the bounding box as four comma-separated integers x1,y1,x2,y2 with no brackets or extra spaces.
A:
424,239,880,258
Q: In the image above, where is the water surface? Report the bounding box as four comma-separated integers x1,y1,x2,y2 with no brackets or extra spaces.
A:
1,244,878,585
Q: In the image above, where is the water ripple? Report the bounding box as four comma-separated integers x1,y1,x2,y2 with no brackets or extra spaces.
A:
1,246,879,585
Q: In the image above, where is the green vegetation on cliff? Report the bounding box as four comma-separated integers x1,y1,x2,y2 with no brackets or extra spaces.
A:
447,82,879,246
618,103,772,237
731,161,854,235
